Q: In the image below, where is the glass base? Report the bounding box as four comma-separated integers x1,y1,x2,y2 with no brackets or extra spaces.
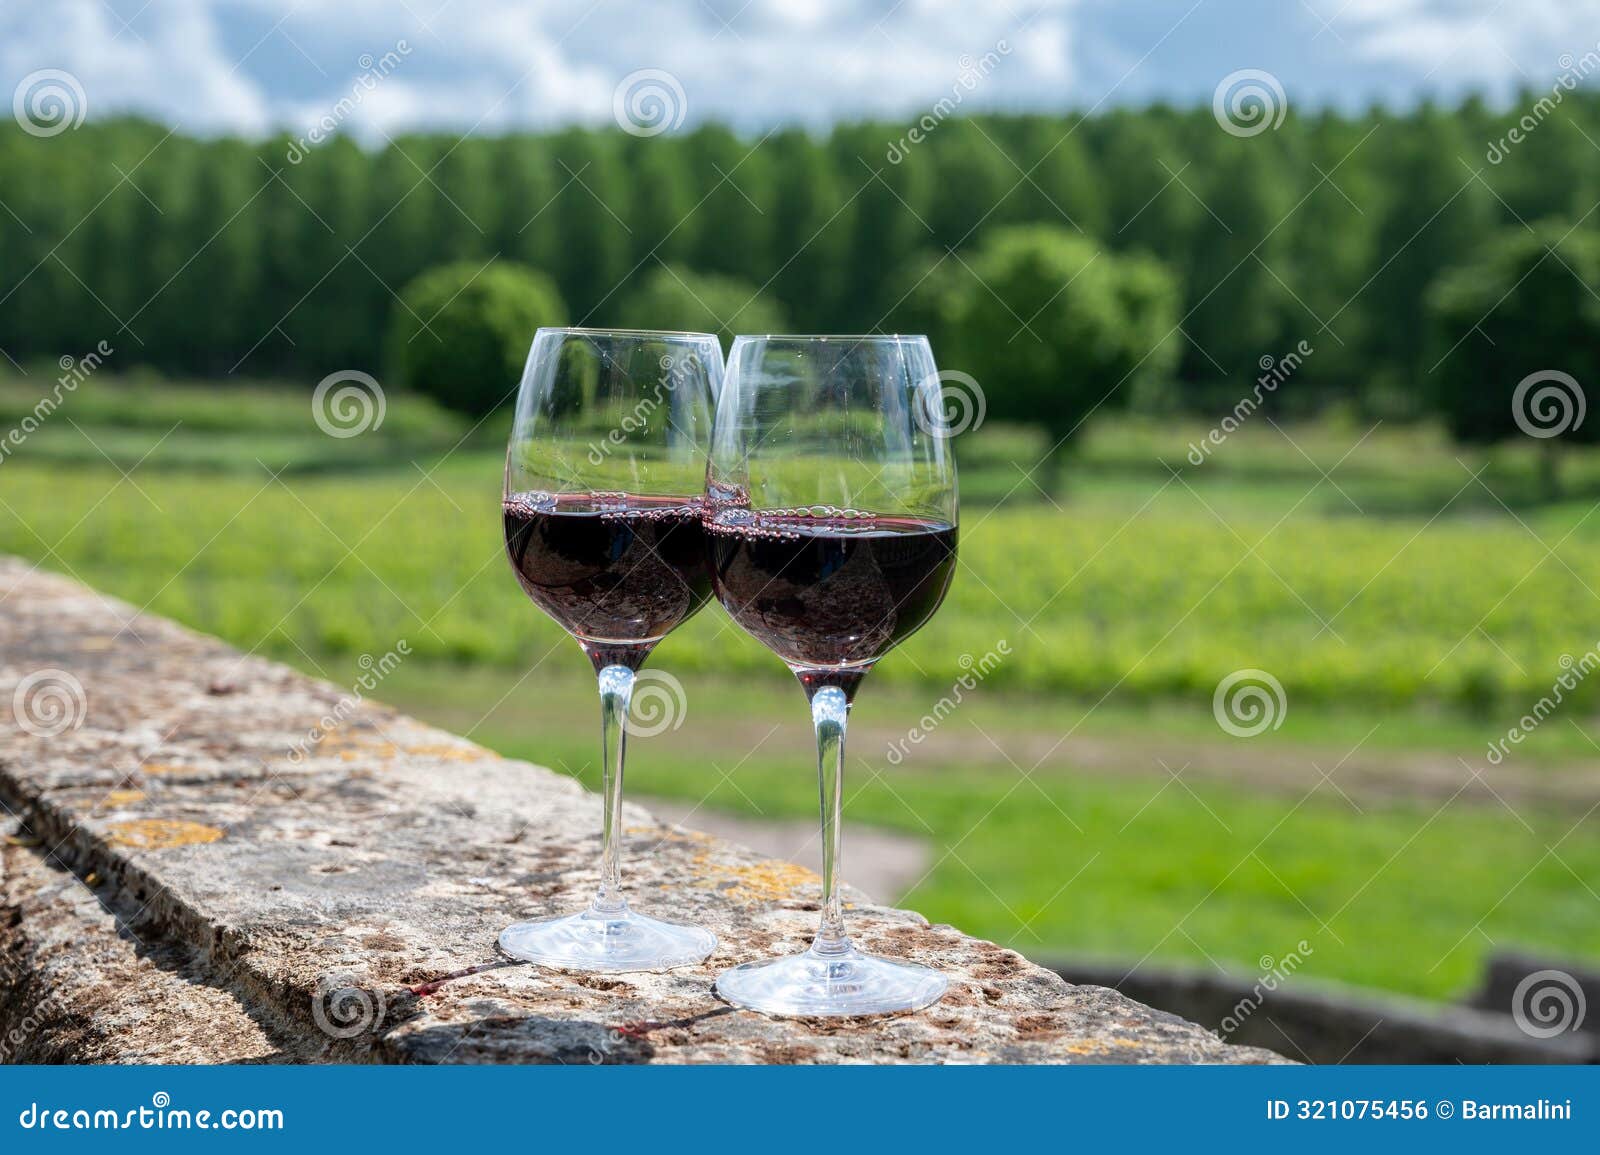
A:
716,944,948,1017
499,904,717,972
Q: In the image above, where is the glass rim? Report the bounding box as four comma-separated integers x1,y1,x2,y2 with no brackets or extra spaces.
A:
731,333,929,344
536,325,721,340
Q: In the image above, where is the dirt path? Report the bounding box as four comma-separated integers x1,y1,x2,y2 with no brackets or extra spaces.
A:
690,714,1600,808
397,674,1600,809
636,796,931,902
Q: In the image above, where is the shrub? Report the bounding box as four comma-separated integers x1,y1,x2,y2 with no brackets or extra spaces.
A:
905,226,1182,472
618,264,788,345
1427,221,1600,495
390,261,566,417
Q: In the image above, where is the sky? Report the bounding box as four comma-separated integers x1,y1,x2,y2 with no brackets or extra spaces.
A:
4,0,1600,140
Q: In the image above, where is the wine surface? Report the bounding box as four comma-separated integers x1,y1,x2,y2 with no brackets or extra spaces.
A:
708,510,957,669
504,492,713,643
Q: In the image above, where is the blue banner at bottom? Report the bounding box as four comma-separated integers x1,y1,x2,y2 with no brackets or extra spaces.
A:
2,1065,1595,1152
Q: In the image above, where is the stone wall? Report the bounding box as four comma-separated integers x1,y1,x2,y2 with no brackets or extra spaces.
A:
0,560,1282,1065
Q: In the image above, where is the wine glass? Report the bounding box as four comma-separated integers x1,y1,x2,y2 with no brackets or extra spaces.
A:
500,327,722,971
705,334,958,1015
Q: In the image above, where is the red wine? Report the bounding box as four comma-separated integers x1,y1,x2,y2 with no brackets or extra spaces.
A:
707,510,957,669
504,492,713,644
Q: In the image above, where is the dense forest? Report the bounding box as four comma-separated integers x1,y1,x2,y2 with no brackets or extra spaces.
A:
2,92,1598,439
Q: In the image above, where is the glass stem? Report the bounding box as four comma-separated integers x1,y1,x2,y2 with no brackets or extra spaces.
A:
593,663,635,916
810,684,851,956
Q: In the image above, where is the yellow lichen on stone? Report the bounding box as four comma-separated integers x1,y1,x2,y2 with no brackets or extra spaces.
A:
104,819,225,850
315,731,397,760
638,825,716,844
138,762,192,776
403,742,488,761
692,854,818,904
99,789,147,807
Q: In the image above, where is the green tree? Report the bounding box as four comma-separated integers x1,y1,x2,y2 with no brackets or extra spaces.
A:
922,121,1010,252
624,136,696,269
766,129,851,331
493,136,558,274
122,135,200,369
168,137,264,372
6,98,1598,400
922,225,1181,477
431,137,498,264
1279,110,1380,400
1092,111,1204,317
389,261,567,417
262,136,378,375
1487,88,1600,225
547,129,630,320
1427,220,1600,495
619,264,787,345
1005,116,1108,238
81,120,172,350
683,125,774,283
831,123,933,323
1182,128,1294,382
5,125,96,358
1368,104,1495,393
295,137,384,372
363,138,439,364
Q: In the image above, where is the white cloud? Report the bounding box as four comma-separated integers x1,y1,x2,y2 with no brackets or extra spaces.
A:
3,0,1597,138
1335,0,1600,90
2,0,271,133
1013,17,1073,84
2,0,1076,135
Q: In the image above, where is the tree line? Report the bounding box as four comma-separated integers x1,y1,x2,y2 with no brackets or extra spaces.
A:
2,93,1597,454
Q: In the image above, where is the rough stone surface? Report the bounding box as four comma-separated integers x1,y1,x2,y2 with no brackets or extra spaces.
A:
0,559,1284,1065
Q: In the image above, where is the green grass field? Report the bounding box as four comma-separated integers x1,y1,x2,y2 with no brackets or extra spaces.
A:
2,372,1597,999
7,392,1600,708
